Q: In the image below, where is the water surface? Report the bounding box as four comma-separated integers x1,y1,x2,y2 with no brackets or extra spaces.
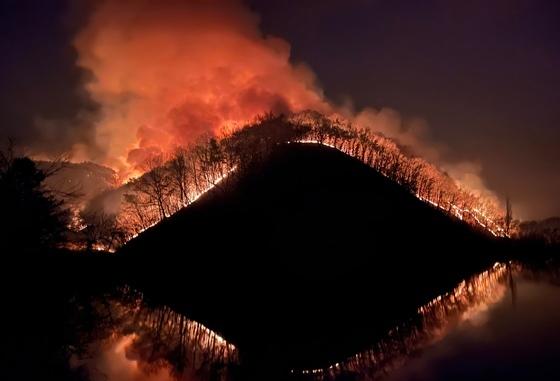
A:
68,262,560,381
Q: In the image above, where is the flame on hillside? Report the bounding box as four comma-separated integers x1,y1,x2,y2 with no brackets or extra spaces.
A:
72,0,498,217
69,112,509,252
297,139,503,236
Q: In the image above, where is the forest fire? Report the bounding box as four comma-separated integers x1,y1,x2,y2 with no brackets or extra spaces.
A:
68,111,510,252
297,138,505,237
128,165,237,242
8,0,506,252
71,0,503,221
73,0,330,176
5,2,560,381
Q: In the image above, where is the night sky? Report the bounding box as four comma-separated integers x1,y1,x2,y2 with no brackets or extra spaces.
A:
1,0,559,220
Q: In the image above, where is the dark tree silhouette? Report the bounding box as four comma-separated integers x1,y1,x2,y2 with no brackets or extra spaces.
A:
0,143,69,253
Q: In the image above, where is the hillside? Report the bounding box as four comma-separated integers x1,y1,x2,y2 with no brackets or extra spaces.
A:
38,160,118,206
118,142,505,373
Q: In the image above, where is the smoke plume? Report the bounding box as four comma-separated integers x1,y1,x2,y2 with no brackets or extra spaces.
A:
73,0,500,207
74,0,329,176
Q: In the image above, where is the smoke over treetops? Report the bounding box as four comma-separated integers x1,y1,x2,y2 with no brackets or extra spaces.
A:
70,0,497,205
74,0,329,175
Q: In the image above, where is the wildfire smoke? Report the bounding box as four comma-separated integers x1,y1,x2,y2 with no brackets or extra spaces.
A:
74,0,330,177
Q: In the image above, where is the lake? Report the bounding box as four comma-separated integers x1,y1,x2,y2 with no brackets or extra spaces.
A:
60,261,560,381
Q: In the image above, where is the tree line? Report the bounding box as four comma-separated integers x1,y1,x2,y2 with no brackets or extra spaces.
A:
292,111,509,236
1,111,519,253
76,111,513,251
0,140,70,253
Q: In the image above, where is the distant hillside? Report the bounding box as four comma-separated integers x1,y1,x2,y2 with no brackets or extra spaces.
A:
38,161,118,205
519,217,560,244
119,142,506,372
121,143,499,260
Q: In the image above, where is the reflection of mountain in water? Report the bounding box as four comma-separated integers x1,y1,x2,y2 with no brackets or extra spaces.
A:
292,262,560,381
72,287,238,381
66,261,560,381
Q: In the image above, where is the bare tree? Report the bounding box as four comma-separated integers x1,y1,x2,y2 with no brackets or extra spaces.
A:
194,138,225,188
169,148,191,207
132,155,173,220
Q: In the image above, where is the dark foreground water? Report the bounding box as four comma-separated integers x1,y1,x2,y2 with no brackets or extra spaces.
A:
60,262,560,381
383,277,560,381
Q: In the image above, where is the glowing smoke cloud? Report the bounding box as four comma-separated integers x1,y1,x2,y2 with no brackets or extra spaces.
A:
75,0,498,205
74,0,330,177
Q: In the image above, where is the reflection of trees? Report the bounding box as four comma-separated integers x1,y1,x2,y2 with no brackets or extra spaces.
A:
517,261,560,287
79,286,238,381
293,263,513,381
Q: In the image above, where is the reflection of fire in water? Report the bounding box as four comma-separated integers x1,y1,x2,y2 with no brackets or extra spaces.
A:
72,287,238,381
292,262,515,380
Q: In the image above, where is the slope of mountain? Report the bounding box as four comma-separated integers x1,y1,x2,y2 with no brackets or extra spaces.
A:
38,161,118,205
118,142,505,373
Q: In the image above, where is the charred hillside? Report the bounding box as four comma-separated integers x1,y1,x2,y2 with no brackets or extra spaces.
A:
118,142,507,373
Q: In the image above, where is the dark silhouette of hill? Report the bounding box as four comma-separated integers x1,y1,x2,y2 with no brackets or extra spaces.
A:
118,142,506,375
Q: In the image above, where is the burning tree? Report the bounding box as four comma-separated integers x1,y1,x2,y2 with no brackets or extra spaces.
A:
131,155,174,221
168,147,192,207
294,112,507,236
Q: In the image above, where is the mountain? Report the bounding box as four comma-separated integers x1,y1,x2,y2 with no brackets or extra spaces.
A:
118,142,507,373
38,161,118,206
121,142,499,259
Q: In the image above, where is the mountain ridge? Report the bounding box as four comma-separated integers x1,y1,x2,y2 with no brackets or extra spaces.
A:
117,142,505,370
